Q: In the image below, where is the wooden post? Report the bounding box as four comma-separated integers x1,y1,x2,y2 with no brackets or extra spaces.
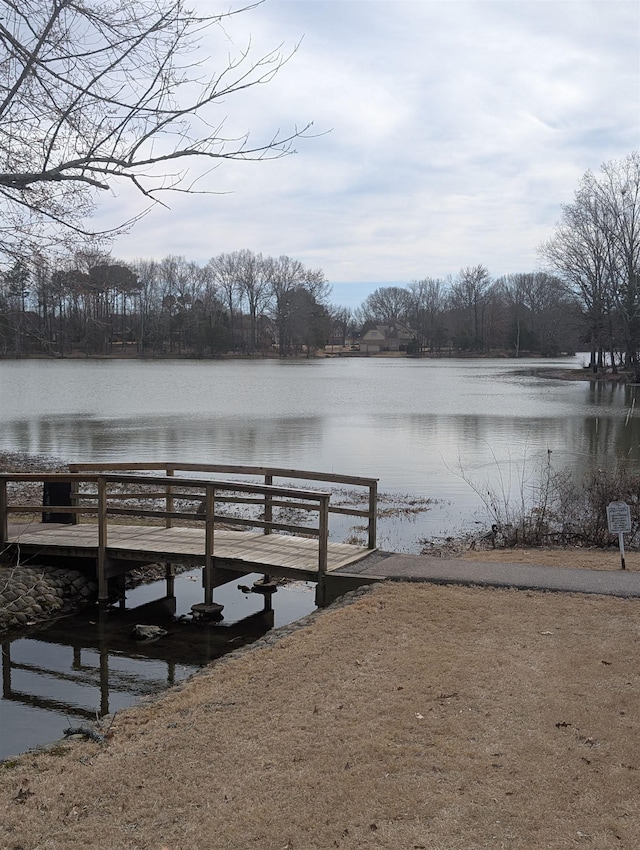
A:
165,562,176,597
98,606,110,716
368,479,378,549
0,477,7,545
264,473,273,535
97,476,109,603
2,641,11,698
316,494,329,607
165,466,175,592
261,473,273,586
165,467,174,529
69,474,79,525
204,483,215,606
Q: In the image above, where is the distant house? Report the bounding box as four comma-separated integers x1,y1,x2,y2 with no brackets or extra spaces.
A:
359,322,414,354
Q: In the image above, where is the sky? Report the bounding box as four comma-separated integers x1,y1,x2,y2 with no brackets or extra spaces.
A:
101,0,640,308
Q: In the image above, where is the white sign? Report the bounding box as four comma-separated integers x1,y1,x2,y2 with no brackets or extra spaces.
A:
607,501,632,534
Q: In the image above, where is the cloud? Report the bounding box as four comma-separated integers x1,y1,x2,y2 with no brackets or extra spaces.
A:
98,0,639,298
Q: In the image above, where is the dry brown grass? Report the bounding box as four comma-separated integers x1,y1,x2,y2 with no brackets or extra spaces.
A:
1,578,639,850
459,545,640,571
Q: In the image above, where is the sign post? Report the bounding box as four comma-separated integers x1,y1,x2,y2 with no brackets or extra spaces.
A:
606,501,632,570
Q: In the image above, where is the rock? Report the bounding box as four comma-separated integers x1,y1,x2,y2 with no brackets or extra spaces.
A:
0,565,97,634
130,624,168,641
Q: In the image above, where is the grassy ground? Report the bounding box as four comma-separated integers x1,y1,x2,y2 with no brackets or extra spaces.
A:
1,567,639,850
458,544,640,571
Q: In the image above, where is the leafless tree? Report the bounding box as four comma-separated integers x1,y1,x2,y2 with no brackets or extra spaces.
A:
262,255,329,354
538,157,640,369
207,252,243,349
329,305,353,347
357,286,412,326
157,255,204,352
448,265,492,351
130,258,161,353
235,249,271,353
406,278,448,352
0,0,310,263
498,272,573,357
594,153,640,366
264,254,305,354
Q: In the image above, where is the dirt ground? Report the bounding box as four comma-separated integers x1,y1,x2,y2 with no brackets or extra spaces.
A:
1,548,639,850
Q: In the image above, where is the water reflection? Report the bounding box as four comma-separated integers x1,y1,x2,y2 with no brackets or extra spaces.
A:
2,356,640,540
2,604,272,720
0,573,316,760
0,414,325,464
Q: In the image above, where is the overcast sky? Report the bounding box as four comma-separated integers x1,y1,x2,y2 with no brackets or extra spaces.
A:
104,0,639,307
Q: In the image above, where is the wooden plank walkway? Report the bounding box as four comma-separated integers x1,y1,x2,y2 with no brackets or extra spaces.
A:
6,521,372,581
1,466,380,606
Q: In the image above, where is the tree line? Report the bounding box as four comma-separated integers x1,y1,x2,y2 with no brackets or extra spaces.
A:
0,251,583,358
353,269,580,357
0,251,332,358
0,2,636,365
1,153,637,362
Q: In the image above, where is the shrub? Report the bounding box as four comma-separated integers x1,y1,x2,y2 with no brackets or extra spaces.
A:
459,451,640,549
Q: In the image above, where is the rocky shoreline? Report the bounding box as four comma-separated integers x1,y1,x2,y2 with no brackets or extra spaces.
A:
0,451,192,633
0,564,97,632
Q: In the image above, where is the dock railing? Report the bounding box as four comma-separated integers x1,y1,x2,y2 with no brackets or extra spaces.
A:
0,466,376,603
68,462,378,550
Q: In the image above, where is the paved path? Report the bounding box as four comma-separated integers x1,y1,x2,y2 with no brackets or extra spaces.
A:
341,552,640,598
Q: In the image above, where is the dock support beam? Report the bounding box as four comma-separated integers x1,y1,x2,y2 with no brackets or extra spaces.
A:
97,476,109,603
165,563,176,597
203,484,215,606
316,494,330,607
368,479,378,549
0,479,6,547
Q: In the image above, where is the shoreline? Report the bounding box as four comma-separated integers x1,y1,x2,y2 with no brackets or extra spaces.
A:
1,580,638,848
5,353,632,383
2,453,640,846
1,350,581,362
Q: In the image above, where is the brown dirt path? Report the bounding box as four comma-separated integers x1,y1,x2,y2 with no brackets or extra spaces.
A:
1,577,639,850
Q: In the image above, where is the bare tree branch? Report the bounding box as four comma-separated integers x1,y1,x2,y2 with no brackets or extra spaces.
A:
0,0,312,260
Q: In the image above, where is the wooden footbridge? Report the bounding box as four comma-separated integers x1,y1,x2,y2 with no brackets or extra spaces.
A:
0,463,379,609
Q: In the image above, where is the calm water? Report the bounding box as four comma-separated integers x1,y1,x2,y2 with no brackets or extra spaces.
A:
1,574,316,760
2,355,640,758
1,355,639,545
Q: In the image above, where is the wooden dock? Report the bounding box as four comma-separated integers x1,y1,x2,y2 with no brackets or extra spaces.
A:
5,522,371,579
0,463,379,608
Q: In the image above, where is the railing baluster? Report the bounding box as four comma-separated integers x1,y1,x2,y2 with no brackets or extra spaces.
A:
204,483,215,606
368,480,378,549
316,494,329,606
97,476,109,603
166,466,174,529
0,477,7,545
264,473,273,535
70,475,79,525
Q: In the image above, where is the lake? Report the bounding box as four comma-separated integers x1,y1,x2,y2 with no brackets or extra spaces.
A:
1,354,639,549
2,354,639,758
